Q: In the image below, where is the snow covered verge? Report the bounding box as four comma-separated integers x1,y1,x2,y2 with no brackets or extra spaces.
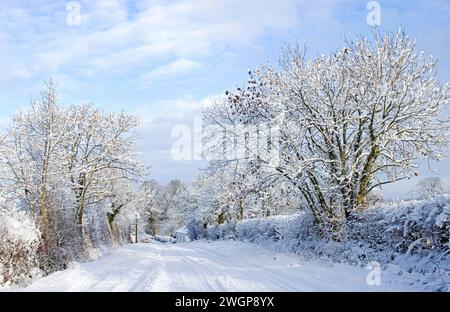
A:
204,195,450,291
0,202,114,289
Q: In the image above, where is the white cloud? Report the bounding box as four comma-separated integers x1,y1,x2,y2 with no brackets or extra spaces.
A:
0,0,307,80
133,94,216,183
2,0,449,188
137,59,203,88
84,0,128,26
10,67,32,80
134,93,218,125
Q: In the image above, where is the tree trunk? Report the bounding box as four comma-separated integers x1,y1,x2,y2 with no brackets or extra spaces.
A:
239,198,244,220
134,218,138,243
217,212,225,224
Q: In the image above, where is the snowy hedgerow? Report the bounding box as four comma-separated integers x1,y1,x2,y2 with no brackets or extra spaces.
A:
362,195,450,256
0,204,41,287
186,219,208,241
208,195,450,281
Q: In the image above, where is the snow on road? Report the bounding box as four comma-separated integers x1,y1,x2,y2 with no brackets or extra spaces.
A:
22,241,416,292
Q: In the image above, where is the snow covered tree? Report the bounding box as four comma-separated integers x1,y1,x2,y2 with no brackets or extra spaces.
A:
104,179,138,242
64,103,143,240
413,177,446,200
2,81,74,252
205,29,450,229
134,180,165,235
160,179,188,235
0,81,145,271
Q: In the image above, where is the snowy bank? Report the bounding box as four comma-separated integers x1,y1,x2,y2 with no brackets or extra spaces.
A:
206,195,450,291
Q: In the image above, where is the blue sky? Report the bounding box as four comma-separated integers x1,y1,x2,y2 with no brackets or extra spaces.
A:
1,0,449,198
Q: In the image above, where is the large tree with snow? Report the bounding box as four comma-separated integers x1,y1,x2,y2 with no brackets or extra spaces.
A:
205,29,450,228
63,103,143,239
2,81,74,251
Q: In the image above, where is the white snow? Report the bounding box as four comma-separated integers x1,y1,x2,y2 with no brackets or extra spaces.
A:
19,241,420,292
175,225,188,234
0,207,40,244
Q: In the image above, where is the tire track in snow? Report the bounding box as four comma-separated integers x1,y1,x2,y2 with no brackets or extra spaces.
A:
187,244,302,291
22,241,418,292
172,249,227,291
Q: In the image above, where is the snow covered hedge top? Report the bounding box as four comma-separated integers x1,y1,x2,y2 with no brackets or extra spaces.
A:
0,207,40,244
206,195,450,275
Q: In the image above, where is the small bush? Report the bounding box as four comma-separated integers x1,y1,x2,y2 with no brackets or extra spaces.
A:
0,207,41,287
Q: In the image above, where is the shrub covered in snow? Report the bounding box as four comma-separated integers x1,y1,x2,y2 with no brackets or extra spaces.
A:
207,195,450,281
344,196,450,267
186,219,208,241
0,206,41,287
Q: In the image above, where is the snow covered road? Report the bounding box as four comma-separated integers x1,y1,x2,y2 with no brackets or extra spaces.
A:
23,241,416,292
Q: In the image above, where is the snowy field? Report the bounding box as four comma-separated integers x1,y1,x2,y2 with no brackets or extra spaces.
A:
19,241,421,292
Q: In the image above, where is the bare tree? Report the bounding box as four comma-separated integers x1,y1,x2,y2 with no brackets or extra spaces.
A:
0,81,145,267
413,177,445,200
2,81,73,250
205,29,450,229
64,104,143,240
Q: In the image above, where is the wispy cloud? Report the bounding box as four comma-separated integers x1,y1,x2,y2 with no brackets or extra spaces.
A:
137,59,203,88
0,0,307,81
0,0,449,187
